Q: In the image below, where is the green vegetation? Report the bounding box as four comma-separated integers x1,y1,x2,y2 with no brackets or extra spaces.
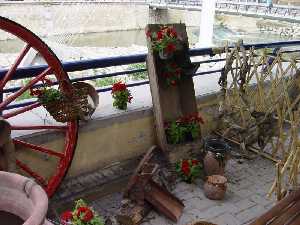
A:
16,79,33,102
128,63,148,81
95,76,119,87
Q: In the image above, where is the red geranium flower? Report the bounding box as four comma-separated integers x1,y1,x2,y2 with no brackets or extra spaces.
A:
77,206,94,222
128,96,133,103
146,30,151,38
112,82,127,93
83,209,94,222
42,77,53,86
60,211,73,224
29,88,43,97
181,165,190,176
157,31,163,40
166,43,176,54
170,80,177,86
192,159,199,166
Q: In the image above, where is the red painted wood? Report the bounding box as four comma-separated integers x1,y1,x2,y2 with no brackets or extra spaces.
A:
0,16,78,197
2,102,41,119
13,139,65,158
0,67,51,111
45,122,78,196
16,159,47,186
11,125,67,130
0,44,31,90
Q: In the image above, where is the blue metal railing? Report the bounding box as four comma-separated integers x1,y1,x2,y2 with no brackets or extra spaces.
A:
1,40,300,111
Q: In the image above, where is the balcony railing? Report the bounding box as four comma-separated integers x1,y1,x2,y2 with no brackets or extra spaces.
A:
1,40,300,112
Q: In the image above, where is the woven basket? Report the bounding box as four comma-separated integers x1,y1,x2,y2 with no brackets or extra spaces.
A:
41,84,89,123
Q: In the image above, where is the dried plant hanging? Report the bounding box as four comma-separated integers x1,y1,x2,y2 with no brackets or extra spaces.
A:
215,41,300,198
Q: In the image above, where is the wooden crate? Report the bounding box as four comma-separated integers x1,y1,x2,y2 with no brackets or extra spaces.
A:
145,23,202,162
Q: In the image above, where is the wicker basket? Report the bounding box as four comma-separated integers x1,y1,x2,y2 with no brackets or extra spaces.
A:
41,84,90,123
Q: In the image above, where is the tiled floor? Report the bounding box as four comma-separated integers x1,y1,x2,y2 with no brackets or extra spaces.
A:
50,154,278,225
140,156,276,225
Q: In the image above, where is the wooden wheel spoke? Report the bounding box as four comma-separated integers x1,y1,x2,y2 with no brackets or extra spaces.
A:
14,139,65,158
0,44,31,90
2,102,41,119
0,16,78,197
16,160,47,186
11,125,67,130
0,67,52,111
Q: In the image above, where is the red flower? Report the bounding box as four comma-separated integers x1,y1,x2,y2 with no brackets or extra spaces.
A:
192,159,199,166
170,62,177,68
181,162,190,175
162,72,171,77
181,160,190,172
29,88,43,97
83,209,94,222
128,96,133,103
77,207,94,222
42,77,52,86
170,28,177,38
146,30,151,38
60,211,73,224
157,31,163,40
112,82,127,93
165,43,176,53
170,80,177,86
167,27,177,38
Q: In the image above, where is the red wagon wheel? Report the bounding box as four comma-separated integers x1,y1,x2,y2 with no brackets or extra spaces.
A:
0,16,78,197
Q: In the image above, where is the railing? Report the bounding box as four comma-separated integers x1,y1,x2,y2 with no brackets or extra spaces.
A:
1,40,300,112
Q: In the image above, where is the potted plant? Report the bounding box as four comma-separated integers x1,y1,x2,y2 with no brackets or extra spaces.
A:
162,62,182,86
111,81,133,110
165,113,204,144
30,78,91,122
146,25,181,59
30,77,63,105
175,159,202,183
60,199,104,225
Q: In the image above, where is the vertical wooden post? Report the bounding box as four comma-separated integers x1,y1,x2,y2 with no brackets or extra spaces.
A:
276,162,282,201
146,24,201,162
0,118,17,172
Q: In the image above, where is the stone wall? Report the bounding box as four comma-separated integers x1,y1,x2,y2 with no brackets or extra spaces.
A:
17,93,219,179
0,2,204,40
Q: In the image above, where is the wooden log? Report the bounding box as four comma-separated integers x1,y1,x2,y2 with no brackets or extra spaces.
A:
249,188,300,225
116,199,152,225
0,118,16,172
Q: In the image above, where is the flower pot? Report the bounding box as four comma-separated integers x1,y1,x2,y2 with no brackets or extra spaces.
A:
159,49,173,60
204,175,227,200
185,132,194,143
203,151,225,176
0,171,53,225
203,138,230,176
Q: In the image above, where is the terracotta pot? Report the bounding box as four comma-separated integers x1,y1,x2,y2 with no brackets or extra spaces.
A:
203,138,230,176
0,171,53,225
203,151,225,176
204,175,227,200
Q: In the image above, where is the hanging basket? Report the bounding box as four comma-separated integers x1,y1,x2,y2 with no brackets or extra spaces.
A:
40,83,91,123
